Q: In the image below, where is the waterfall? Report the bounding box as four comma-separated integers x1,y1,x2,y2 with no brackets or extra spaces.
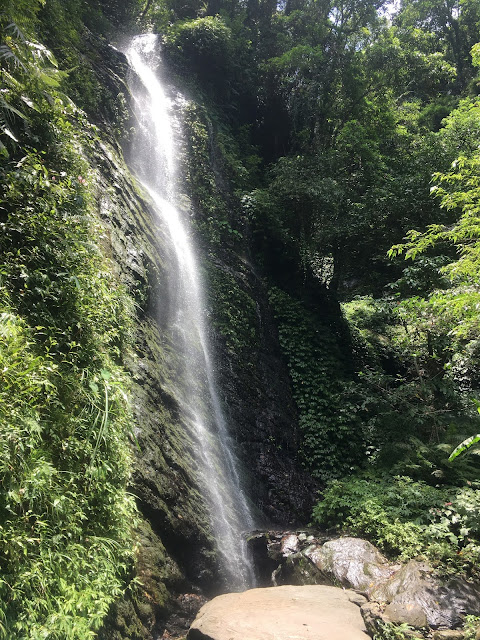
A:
124,34,256,590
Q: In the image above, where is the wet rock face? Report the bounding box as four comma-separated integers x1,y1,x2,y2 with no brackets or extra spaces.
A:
180,105,317,527
93,137,218,578
94,137,217,640
91,44,314,638
205,255,317,526
161,593,208,639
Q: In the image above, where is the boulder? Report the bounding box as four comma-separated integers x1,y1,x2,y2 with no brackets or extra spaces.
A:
384,603,427,629
368,560,431,604
370,560,480,628
360,602,424,640
187,585,368,640
304,537,395,592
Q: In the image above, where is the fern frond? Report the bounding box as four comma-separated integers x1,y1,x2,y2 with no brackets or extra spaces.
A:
5,22,27,43
0,44,27,71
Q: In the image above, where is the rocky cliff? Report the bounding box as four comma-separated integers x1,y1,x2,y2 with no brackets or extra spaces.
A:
75,37,315,639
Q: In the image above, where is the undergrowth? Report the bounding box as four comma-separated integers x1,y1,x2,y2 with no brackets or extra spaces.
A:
312,474,480,577
310,290,480,577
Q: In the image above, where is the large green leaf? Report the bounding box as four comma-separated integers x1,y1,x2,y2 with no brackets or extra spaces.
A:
449,433,480,461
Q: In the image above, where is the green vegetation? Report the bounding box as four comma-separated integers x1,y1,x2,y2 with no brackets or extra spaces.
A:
372,621,415,640
463,616,480,640
268,287,363,481
207,266,258,358
182,103,235,247
181,102,254,250
312,475,480,575
165,16,233,92
146,0,480,578
6,0,480,632
0,3,137,637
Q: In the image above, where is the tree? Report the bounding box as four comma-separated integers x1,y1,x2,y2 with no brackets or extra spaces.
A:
394,0,480,88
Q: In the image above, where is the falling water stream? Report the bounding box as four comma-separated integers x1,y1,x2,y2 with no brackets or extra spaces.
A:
124,34,256,590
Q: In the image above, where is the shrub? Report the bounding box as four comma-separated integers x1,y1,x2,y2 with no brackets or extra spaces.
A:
312,475,480,574
165,16,234,94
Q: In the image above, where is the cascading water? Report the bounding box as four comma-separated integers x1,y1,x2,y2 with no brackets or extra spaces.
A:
124,34,256,590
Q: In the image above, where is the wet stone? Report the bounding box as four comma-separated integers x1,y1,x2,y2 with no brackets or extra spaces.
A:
384,602,428,629
432,632,465,640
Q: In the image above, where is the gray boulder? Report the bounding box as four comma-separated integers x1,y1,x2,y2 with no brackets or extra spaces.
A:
304,537,395,592
370,560,480,628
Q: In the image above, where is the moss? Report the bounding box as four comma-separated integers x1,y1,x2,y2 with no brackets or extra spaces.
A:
181,102,247,250
206,263,258,359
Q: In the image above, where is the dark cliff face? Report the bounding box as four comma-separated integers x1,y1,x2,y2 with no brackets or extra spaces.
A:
204,252,317,526
90,134,216,639
81,40,314,638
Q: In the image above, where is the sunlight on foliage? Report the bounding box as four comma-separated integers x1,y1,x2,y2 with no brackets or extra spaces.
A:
0,16,137,639
313,475,480,575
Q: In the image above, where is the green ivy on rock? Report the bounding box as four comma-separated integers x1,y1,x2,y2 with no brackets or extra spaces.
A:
207,265,258,360
268,286,364,482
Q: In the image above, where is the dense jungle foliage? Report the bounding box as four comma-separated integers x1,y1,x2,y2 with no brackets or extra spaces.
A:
2,0,480,636
145,0,480,579
0,1,139,637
